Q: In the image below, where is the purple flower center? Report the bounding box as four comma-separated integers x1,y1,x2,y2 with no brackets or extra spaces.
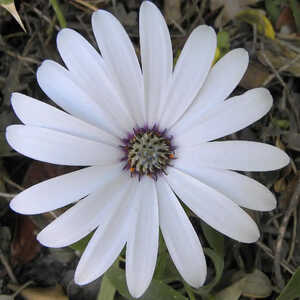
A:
120,125,176,180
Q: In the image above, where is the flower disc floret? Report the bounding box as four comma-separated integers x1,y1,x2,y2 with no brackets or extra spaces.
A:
121,126,175,179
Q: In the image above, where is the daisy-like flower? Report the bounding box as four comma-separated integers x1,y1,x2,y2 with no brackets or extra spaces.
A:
6,1,289,298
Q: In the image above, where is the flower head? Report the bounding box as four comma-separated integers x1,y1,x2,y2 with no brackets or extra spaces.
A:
6,1,289,298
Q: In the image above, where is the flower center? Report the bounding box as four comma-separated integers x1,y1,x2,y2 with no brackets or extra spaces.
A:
120,126,175,180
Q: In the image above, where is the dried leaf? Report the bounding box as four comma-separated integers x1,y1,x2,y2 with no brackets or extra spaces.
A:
1,1,26,32
239,62,271,89
164,0,181,24
8,284,68,300
11,216,41,265
258,39,300,77
276,7,297,34
237,8,276,39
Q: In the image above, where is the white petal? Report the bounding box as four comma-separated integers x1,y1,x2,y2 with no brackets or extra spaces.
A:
74,179,136,285
139,1,173,126
160,25,216,129
176,141,290,171
92,10,145,126
11,93,120,146
166,168,260,243
57,29,135,132
126,177,159,298
174,88,273,143
6,125,121,166
174,48,249,130
10,163,123,214
157,178,206,287
173,162,276,211
37,174,131,248
37,60,122,136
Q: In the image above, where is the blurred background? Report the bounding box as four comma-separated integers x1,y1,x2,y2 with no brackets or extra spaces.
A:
0,0,300,299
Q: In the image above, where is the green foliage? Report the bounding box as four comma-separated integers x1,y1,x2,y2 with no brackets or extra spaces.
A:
0,0,13,4
193,248,224,295
201,222,224,258
265,0,283,24
215,269,272,300
290,0,300,32
97,275,116,300
69,231,94,253
217,31,230,57
106,263,187,300
49,0,67,28
277,267,300,300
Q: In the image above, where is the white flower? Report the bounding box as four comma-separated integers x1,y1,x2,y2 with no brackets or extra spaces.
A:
6,1,289,298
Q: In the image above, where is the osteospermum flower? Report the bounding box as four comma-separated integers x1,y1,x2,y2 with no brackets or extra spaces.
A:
6,1,289,298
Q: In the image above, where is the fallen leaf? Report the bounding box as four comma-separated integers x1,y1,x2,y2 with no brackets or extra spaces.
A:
239,61,271,89
11,216,41,265
114,3,137,26
283,132,300,152
164,0,181,24
23,162,79,229
257,38,300,77
1,1,26,32
276,7,297,34
8,284,68,300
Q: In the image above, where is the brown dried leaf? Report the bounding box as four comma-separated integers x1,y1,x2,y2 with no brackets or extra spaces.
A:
164,0,181,24
11,216,41,265
239,61,270,89
8,284,68,300
1,2,26,32
257,39,300,77
23,162,79,229
276,7,297,34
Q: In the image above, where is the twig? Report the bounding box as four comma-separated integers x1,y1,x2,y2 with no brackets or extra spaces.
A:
0,249,18,284
274,175,300,288
260,42,286,88
263,53,300,86
2,176,24,191
0,192,17,199
69,0,98,11
287,210,297,263
256,241,294,274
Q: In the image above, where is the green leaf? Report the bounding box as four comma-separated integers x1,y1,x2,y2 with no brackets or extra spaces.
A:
49,0,67,28
241,269,272,298
290,0,300,32
201,222,224,258
237,8,275,39
69,232,94,253
265,0,282,24
215,279,244,300
154,234,180,282
215,269,272,300
97,275,116,300
106,264,187,300
217,31,230,53
0,0,13,4
277,267,300,300
193,248,224,295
